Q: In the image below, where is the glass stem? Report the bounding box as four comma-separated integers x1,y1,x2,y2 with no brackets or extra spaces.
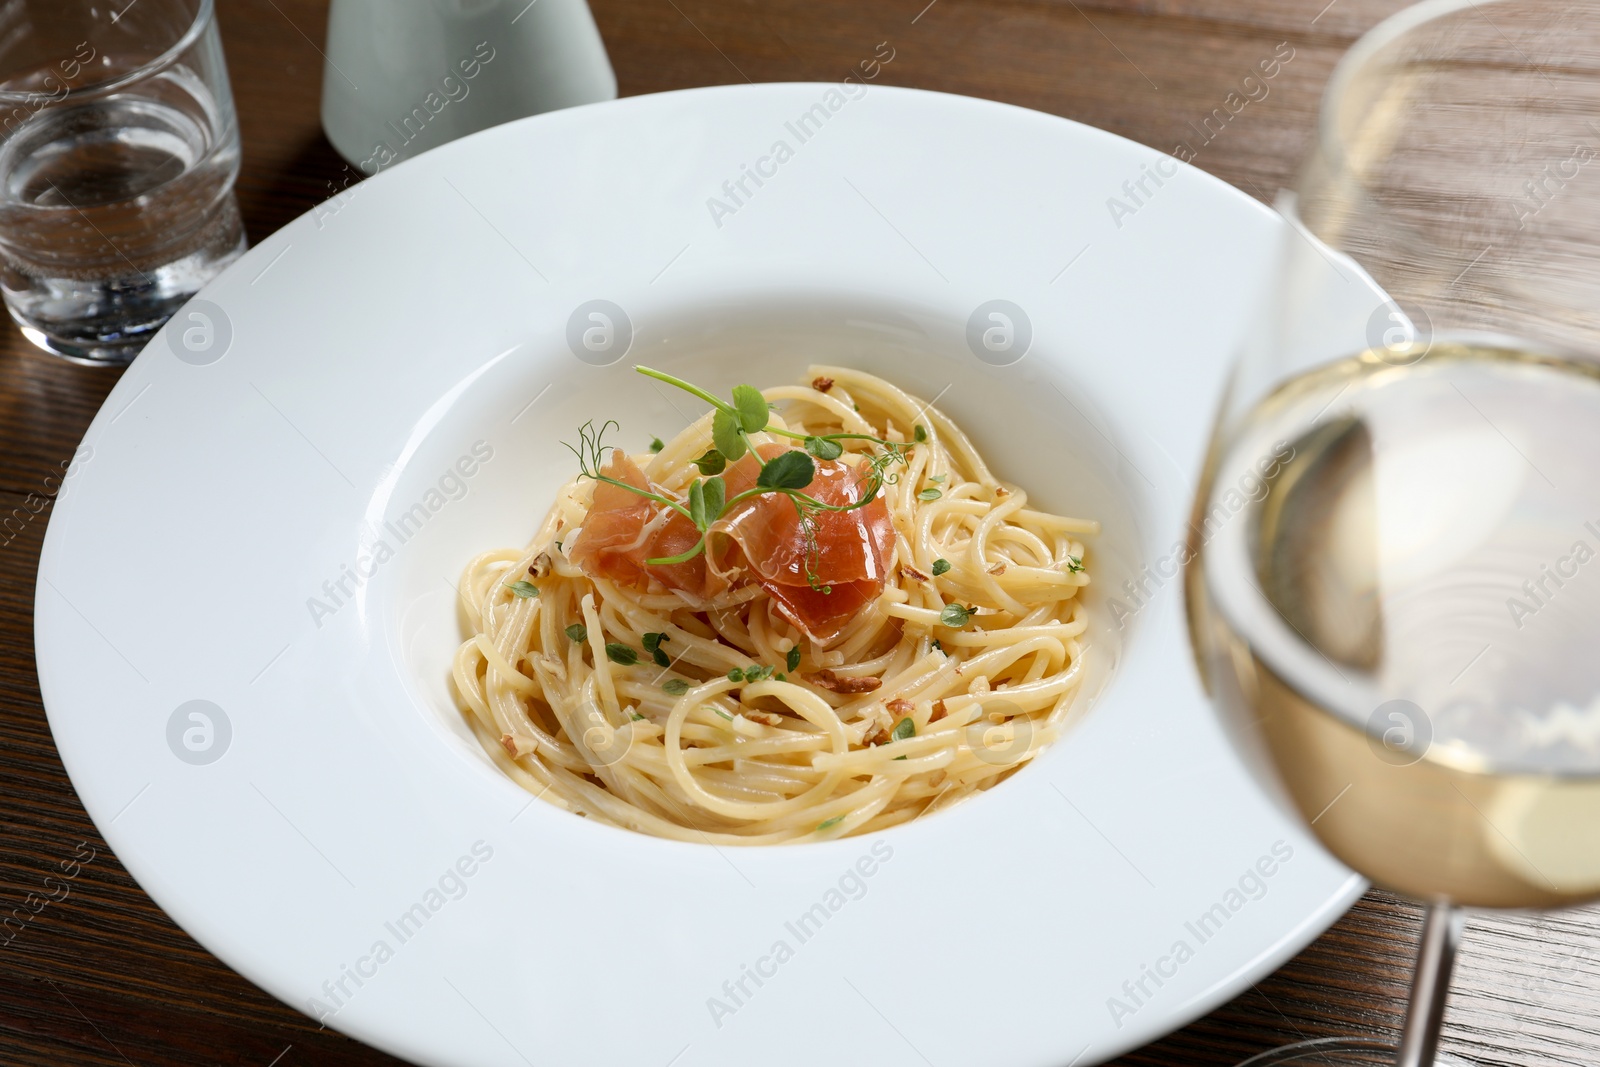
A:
1394,903,1464,1067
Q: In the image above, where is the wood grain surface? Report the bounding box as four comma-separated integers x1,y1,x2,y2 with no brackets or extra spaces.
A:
3,1,1598,1065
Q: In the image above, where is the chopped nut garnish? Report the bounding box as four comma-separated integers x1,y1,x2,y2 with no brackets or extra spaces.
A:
987,562,1007,575
886,698,915,717
902,565,930,582
811,375,834,393
499,733,535,758
994,486,1010,497
528,552,552,578
805,669,882,694
928,770,947,788
930,699,948,722
531,653,567,682
748,711,785,727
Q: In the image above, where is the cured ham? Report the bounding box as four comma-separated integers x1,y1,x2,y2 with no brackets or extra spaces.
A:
564,451,719,597
568,444,895,640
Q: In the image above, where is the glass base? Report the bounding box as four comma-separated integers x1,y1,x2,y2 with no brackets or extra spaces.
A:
11,298,196,365
2,195,247,367
1237,1037,1474,1066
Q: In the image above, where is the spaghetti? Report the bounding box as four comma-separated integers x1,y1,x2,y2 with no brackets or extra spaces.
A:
451,365,1097,843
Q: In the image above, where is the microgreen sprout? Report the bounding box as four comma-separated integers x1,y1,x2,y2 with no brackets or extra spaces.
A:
692,449,726,475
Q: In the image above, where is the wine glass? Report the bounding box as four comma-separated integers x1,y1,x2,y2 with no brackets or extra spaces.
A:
1186,1,1600,1064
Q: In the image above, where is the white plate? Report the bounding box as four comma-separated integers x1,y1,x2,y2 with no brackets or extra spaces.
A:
36,84,1379,1067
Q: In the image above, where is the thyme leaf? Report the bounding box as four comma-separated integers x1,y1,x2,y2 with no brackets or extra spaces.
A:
642,631,672,668
939,603,975,628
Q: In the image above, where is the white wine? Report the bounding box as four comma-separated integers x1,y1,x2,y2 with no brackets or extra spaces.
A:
1191,341,1600,908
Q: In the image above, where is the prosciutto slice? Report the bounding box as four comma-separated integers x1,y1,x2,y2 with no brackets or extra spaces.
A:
568,444,894,640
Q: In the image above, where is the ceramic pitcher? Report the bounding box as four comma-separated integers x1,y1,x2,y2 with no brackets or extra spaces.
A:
321,0,617,174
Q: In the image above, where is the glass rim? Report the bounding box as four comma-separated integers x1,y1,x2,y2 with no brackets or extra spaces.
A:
1315,0,1506,174
1235,1036,1395,1066
1235,1036,1476,1065
0,0,217,106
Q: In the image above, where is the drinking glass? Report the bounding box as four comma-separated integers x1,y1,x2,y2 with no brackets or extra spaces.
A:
0,0,246,365
1186,1,1600,1064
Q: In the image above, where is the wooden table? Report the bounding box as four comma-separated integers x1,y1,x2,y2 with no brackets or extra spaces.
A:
4,1,1599,1064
